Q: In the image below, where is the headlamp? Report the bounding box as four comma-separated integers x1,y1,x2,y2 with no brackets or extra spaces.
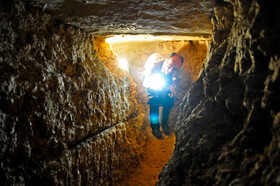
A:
148,73,166,90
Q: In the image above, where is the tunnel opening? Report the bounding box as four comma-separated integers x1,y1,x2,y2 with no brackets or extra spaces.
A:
93,34,210,184
2,0,280,185
104,34,210,128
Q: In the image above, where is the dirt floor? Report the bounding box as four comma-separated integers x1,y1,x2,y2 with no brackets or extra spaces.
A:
119,128,176,186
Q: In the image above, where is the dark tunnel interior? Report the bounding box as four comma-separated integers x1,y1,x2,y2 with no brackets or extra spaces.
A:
1,0,280,185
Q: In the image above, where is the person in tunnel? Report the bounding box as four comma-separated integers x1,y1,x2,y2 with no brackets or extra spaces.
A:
143,53,184,139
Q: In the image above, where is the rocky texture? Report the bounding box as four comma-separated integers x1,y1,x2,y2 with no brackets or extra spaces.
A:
25,0,214,36
158,0,280,185
2,0,280,185
0,1,147,185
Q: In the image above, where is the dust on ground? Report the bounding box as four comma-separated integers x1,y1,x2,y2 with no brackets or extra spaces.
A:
119,128,176,185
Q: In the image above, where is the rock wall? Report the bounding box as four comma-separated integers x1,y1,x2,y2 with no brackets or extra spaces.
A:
158,0,280,185
0,1,146,185
26,0,213,36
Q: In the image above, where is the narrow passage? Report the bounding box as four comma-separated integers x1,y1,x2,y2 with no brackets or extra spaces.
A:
120,129,176,185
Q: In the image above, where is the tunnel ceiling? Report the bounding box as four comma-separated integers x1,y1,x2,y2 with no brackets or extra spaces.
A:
26,0,214,36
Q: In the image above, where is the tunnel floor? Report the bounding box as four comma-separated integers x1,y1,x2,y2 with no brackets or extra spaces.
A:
119,129,175,185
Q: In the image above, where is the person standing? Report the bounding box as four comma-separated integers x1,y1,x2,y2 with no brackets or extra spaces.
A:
144,53,184,139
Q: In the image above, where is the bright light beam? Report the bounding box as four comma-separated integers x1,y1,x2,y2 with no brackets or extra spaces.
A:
118,58,129,71
146,73,166,90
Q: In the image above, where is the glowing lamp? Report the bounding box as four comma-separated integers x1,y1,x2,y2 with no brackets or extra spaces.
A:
149,73,166,90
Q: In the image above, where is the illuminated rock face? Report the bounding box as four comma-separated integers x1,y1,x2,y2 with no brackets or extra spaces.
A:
1,0,280,185
0,2,146,185
158,1,280,185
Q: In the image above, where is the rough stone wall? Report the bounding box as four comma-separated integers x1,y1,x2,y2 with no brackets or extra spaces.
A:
0,1,146,185
26,0,213,36
170,41,209,130
158,0,280,185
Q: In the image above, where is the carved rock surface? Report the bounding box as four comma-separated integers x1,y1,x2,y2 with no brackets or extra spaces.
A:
0,1,146,185
25,0,214,35
158,0,280,185
1,0,280,185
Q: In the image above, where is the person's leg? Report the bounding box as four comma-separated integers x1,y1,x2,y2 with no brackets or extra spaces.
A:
161,99,173,135
150,104,160,129
150,104,163,139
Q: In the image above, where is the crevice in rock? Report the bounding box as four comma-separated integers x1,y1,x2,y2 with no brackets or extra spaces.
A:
67,121,126,150
1,0,280,185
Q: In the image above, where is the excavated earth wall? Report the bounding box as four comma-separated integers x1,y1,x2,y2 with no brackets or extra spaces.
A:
158,0,280,185
0,2,146,185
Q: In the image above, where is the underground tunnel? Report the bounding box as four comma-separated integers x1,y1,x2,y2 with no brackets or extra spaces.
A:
1,0,280,185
